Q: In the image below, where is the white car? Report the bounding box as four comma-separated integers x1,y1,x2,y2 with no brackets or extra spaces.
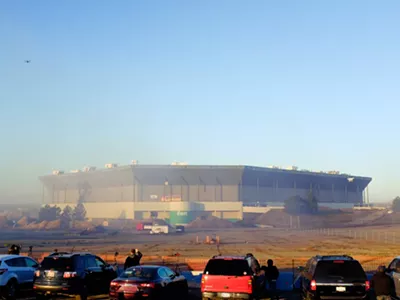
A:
0,255,39,299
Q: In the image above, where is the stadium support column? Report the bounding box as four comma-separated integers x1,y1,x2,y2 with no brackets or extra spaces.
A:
181,176,189,201
216,177,223,201
42,184,45,205
366,185,370,206
239,179,243,202
344,185,348,203
134,176,141,202
257,177,260,204
52,184,55,203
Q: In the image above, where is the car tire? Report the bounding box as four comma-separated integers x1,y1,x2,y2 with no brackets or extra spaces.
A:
181,283,189,300
74,285,88,300
5,280,17,300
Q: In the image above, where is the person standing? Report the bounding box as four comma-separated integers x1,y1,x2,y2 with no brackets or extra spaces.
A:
370,265,393,300
124,249,143,270
261,259,280,300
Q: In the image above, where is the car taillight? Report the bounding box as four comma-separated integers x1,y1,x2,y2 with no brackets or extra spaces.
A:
0,269,8,275
110,281,121,290
63,272,77,278
35,270,40,277
365,281,370,291
140,283,155,288
248,279,253,291
310,279,317,291
201,275,206,290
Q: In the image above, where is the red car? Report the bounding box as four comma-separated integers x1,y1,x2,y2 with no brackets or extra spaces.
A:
109,265,188,300
201,256,254,300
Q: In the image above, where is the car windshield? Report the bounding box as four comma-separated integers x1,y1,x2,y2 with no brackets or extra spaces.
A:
41,257,74,270
315,261,366,280
120,267,157,279
204,259,250,276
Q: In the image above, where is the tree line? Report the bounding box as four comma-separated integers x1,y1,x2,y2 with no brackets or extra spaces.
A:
38,204,87,228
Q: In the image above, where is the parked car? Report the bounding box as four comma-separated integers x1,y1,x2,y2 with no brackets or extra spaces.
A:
109,265,188,300
298,255,369,300
0,254,39,299
201,255,254,300
33,252,117,300
385,256,400,296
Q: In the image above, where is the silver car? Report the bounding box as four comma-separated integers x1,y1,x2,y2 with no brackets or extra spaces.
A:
0,255,39,299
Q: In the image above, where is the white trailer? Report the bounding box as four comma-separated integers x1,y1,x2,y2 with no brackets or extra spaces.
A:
149,225,169,234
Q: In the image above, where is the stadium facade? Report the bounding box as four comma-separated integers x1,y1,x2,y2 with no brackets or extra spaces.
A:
39,164,372,224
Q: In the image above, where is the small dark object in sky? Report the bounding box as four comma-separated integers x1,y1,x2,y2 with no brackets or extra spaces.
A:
25,60,31,63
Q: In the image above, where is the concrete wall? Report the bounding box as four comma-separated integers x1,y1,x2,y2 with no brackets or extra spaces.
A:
135,184,239,202
50,186,134,204
241,186,362,204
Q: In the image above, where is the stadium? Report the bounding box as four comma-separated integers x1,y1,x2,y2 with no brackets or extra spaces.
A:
39,163,372,225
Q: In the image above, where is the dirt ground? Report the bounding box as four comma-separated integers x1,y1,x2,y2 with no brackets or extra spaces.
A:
2,223,398,272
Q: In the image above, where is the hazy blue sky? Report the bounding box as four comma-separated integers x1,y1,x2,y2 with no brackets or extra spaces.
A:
1,0,399,203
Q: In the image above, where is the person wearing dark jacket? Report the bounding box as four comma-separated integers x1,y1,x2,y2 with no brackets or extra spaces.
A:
124,249,143,270
245,253,261,274
8,244,21,255
370,265,393,300
261,259,280,300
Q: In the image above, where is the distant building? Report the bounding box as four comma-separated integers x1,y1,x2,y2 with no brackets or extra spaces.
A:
39,164,372,224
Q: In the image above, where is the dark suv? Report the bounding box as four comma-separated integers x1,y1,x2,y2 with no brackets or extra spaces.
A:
299,255,369,300
33,252,117,299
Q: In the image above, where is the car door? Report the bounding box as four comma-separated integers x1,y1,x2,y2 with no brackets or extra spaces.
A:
84,256,103,295
387,259,399,296
6,257,30,289
164,267,180,293
392,260,400,297
94,256,113,294
157,268,173,297
24,257,39,289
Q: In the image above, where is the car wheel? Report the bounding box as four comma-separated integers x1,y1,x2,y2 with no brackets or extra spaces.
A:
181,283,189,300
5,280,17,300
75,285,88,300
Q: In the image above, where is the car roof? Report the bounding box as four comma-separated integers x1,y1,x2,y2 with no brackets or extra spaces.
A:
211,255,246,260
314,255,354,261
45,252,93,258
0,255,22,260
126,265,163,269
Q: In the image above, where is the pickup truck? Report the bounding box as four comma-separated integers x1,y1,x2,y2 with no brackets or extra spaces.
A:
201,255,254,300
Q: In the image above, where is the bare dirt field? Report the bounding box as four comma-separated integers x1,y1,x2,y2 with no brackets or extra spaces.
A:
3,224,399,272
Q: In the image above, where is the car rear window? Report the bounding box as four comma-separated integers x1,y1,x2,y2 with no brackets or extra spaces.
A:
204,259,250,276
40,257,74,270
314,261,366,280
120,267,156,279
